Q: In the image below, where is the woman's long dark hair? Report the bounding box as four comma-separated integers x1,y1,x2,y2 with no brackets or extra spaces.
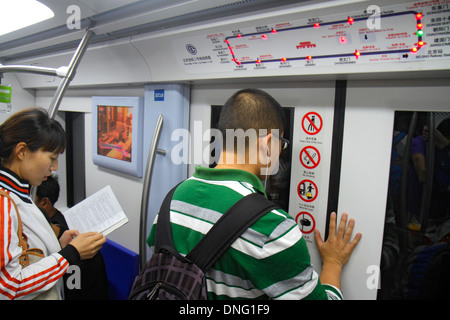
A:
0,108,66,165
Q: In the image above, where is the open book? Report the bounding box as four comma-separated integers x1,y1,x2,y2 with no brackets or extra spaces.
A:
63,185,128,236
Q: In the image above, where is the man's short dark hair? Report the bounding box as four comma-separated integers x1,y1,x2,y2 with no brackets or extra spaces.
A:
36,174,60,205
218,89,286,151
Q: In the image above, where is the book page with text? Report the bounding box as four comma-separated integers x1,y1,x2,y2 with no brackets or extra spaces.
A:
63,185,128,236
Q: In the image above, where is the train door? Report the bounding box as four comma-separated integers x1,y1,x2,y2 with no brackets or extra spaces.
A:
340,78,450,300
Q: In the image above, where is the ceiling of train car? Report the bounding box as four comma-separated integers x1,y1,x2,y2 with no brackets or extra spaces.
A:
0,0,311,63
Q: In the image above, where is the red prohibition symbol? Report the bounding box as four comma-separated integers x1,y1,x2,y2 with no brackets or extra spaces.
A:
297,179,318,202
295,211,316,234
299,146,320,169
301,112,323,135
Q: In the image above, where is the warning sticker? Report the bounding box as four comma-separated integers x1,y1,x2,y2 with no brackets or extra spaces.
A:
301,112,322,135
299,146,321,169
295,211,316,234
297,179,318,202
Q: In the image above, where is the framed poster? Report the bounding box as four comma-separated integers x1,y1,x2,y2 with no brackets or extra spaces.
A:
92,96,144,177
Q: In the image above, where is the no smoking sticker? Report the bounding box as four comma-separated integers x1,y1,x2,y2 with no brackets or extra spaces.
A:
301,112,323,135
295,212,316,234
299,146,320,169
297,179,318,202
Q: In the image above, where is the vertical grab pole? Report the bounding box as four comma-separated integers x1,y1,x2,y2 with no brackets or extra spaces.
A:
48,30,94,119
139,114,164,270
399,112,417,253
419,112,435,241
395,112,418,298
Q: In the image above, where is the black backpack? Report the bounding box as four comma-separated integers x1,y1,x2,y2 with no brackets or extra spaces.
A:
129,185,278,300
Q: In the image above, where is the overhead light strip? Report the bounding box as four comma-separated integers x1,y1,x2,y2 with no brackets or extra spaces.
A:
0,0,54,36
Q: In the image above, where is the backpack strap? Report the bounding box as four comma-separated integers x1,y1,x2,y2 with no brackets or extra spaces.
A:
154,183,279,272
187,192,279,272
154,183,182,257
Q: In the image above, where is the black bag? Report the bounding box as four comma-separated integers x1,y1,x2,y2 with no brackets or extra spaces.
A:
129,185,278,300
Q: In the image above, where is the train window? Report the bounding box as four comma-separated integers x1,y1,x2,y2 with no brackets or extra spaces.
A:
378,111,450,300
209,105,294,212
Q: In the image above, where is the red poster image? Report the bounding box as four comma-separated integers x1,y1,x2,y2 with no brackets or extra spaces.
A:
97,105,133,162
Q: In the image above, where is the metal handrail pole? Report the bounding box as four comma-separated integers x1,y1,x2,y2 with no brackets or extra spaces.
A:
399,112,417,251
139,114,164,270
48,30,94,119
419,112,435,240
0,65,61,77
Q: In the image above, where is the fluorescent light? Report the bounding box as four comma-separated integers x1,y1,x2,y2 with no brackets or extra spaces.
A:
0,0,54,36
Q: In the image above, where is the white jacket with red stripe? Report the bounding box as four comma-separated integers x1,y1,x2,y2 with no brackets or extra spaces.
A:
0,168,73,300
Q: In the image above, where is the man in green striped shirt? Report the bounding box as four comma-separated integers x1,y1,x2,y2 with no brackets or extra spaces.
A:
148,88,361,300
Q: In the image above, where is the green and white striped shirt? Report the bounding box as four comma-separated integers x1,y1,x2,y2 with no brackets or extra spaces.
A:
147,166,342,300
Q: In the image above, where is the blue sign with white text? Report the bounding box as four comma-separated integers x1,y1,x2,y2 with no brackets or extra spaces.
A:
154,89,165,101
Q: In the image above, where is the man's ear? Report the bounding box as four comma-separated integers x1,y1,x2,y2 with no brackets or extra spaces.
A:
261,133,272,157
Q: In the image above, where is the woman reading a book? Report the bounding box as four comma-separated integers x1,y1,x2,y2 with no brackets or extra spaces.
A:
0,108,106,300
